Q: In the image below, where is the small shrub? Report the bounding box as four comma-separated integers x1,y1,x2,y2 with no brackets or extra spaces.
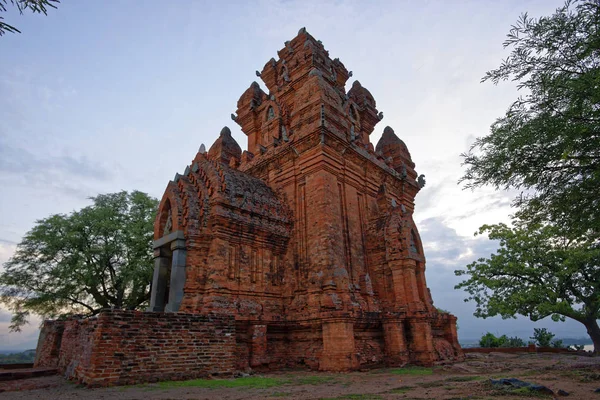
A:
530,328,555,347
503,336,526,347
479,332,507,347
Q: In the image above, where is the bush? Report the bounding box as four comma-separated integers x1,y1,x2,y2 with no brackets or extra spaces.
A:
530,328,555,347
479,333,505,348
504,336,526,347
479,333,526,348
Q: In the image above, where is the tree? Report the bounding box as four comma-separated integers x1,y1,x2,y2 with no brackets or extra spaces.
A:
456,221,600,352
0,191,158,331
530,328,564,348
0,0,59,36
457,0,600,354
479,332,526,348
460,0,600,238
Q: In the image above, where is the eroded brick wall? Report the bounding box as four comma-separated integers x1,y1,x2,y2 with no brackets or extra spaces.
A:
36,310,235,387
34,320,65,368
355,328,385,367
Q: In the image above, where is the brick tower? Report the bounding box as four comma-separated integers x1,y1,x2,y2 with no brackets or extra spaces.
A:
149,28,463,371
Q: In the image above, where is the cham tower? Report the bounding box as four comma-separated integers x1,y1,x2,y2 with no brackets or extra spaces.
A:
150,28,463,371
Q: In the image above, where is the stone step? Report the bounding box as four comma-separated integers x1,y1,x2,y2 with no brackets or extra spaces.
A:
0,367,58,382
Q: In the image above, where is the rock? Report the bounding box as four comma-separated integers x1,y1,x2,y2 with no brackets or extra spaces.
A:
465,353,487,359
490,378,554,396
594,387,600,393
557,389,569,396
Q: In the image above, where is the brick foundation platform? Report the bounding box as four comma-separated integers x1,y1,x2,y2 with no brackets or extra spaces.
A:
35,310,235,386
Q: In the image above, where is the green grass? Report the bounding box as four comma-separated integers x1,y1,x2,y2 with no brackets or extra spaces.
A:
445,375,483,382
296,375,337,385
156,376,288,389
388,366,433,376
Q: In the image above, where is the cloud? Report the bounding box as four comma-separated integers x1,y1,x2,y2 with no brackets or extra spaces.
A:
0,311,41,351
0,140,111,181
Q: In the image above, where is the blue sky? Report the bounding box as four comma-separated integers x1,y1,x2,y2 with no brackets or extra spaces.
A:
0,0,586,350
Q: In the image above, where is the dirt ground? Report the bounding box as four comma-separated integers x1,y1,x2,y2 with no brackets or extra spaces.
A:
2,352,600,399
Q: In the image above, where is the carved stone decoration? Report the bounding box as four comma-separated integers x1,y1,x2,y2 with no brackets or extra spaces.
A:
163,212,172,236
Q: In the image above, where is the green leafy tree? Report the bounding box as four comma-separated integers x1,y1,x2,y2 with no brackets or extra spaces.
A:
0,0,59,36
479,332,506,348
0,191,158,332
456,222,600,352
530,328,555,347
479,333,526,348
461,0,600,237
504,336,526,347
457,0,600,354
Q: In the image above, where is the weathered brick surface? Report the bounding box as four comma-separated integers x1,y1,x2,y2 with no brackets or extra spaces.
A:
34,320,65,368
36,310,235,387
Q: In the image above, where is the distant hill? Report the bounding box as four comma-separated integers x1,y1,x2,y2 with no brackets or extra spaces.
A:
0,349,35,364
460,337,592,348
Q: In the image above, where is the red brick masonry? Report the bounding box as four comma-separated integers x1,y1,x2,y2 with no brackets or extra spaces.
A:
35,310,235,386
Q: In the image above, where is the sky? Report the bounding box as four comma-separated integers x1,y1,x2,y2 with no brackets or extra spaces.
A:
0,0,587,350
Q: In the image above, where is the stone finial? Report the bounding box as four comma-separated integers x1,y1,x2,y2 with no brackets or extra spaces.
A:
298,27,307,35
208,126,242,165
376,126,402,152
256,70,261,77
199,144,206,154
220,126,232,136
378,112,384,120
418,174,426,188
231,113,238,121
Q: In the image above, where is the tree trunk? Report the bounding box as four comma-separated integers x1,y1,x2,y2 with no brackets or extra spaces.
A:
583,318,600,354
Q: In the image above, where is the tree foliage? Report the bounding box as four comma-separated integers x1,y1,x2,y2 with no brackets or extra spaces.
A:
479,332,526,348
460,0,600,237
456,221,600,352
0,191,158,331
0,0,59,36
457,0,600,353
530,327,564,348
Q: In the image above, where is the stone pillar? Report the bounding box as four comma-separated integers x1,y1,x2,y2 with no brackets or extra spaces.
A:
382,320,409,366
249,324,268,367
166,238,186,312
320,320,358,371
148,248,170,312
407,318,435,366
